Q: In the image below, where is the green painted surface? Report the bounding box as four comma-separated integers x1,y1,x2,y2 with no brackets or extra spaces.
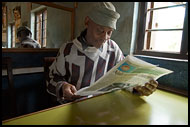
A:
2,89,188,125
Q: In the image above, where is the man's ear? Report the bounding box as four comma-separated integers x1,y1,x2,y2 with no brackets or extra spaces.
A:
84,16,90,27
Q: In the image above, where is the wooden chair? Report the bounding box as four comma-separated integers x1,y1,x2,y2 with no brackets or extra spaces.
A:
43,57,56,85
43,57,59,107
2,57,17,119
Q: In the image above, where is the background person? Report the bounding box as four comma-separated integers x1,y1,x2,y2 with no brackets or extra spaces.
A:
16,26,41,48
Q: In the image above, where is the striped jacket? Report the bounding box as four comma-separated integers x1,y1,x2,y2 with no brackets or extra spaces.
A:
47,32,125,102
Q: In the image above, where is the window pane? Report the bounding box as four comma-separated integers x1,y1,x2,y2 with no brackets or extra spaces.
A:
43,38,46,47
36,31,39,40
144,31,183,52
43,10,47,20
43,20,46,29
2,31,6,44
149,6,186,29
37,15,40,23
35,9,47,47
2,6,7,46
38,30,42,44
36,30,42,44
40,13,42,21
37,22,41,31
153,2,186,8
12,25,15,47
42,29,46,37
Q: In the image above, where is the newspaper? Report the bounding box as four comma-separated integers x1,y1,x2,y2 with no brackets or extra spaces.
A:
75,55,173,96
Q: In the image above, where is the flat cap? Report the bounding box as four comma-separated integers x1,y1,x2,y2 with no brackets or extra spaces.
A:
87,2,120,29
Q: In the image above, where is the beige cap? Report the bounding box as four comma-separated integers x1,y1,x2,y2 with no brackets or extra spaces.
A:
88,2,120,30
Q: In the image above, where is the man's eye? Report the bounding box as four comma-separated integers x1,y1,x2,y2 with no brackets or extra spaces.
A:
107,31,112,36
97,29,104,33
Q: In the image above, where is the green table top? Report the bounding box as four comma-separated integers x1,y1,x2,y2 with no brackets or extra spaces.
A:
2,89,188,125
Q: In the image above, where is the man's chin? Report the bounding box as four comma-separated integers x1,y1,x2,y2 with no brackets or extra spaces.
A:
95,44,103,49
96,41,106,48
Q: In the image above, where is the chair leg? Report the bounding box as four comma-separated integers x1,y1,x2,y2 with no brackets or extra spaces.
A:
2,57,17,118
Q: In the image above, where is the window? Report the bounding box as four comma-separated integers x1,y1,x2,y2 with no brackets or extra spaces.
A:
10,23,16,48
35,9,47,48
135,2,188,59
2,4,7,47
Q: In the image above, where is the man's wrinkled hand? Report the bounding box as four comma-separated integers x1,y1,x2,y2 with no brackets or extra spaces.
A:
62,83,81,101
133,79,158,96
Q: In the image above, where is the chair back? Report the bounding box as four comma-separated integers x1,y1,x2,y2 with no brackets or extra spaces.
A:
43,57,56,85
2,57,17,119
43,57,59,106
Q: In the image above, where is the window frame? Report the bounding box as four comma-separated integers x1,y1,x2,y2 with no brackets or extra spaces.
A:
2,4,7,47
134,2,188,60
34,8,47,48
10,23,16,48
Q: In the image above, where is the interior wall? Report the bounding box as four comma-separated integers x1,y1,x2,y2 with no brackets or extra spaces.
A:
4,2,134,53
31,3,72,48
46,7,71,48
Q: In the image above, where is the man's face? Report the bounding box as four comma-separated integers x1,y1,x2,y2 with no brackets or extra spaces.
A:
85,17,113,48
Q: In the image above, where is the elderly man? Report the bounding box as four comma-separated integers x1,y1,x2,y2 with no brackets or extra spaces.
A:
16,26,41,48
47,2,158,103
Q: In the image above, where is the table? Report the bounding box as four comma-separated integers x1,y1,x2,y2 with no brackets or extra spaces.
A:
2,89,188,125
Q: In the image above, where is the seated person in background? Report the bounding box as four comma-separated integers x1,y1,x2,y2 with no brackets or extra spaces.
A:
47,2,158,103
16,26,41,48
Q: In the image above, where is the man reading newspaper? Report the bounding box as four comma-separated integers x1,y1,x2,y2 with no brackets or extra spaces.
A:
47,2,159,103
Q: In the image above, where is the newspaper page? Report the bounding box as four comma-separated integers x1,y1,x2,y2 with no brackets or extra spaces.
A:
75,55,173,96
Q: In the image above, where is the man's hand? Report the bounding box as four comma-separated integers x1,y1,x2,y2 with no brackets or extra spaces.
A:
133,79,158,96
62,83,81,101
